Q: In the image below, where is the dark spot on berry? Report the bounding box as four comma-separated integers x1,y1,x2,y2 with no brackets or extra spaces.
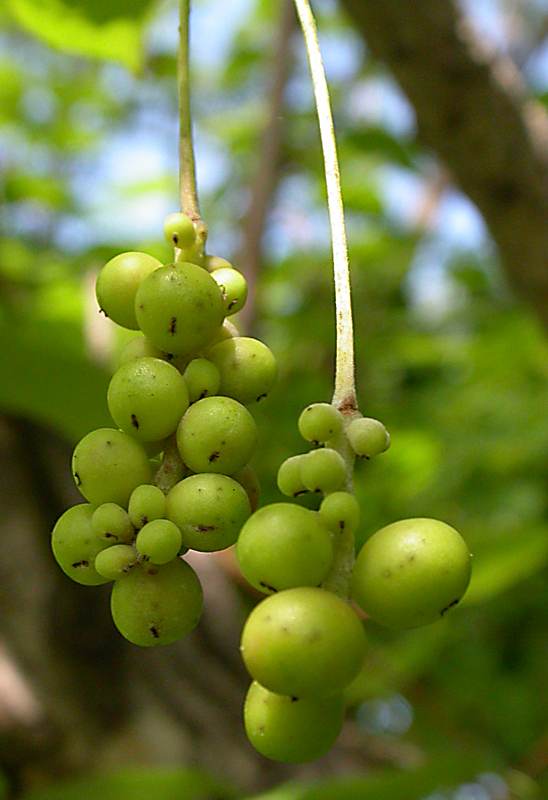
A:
290,696,299,703
71,560,89,568
172,234,178,245
166,352,174,361
131,414,139,429
199,390,208,399
140,516,148,526
106,440,112,446
99,307,108,317
208,451,220,462
440,598,460,616
169,316,177,334
293,489,309,497
104,532,117,540
196,525,215,532
256,393,267,402
73,471,81,486
259,581,278,593
146,567,159,576
228,299,237,310
339,520,345,530
150,625,160,638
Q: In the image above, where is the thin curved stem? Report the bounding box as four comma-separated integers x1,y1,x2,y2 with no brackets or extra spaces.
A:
293,0,356,412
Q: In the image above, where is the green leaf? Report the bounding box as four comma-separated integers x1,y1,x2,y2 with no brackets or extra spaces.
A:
6,0,151,71
21,768,237,800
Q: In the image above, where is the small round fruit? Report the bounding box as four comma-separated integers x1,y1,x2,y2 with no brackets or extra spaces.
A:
298,403,343,444
351,518,472,629
244,682,344,763
136,519,182,565
211,268,248,316
233,464,260,511
241,587,365,698
95,545,137,580
183,358,220,402
301,448,346,494
205,254,233,272
207,337,277,404
206,318,239,348
167,473,251,552
346,417,390,458
319,492,360,534
237,504,333,594
117,335,164,367
110,558,203,647
135,262,225,356
96,252,161,330
107,357,189,442
51,504,112,586
177,396,257,475
128,484,166,529
277,455,308,498
92,503,134,544
163,212,196,249
72,428,151,507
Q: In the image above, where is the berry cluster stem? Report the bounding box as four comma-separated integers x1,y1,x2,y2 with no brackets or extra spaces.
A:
178,0,207,257
293,0,357,413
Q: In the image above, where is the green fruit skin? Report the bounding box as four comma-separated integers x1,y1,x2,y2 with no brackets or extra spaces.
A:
319,492,360,535
136,519,182,565
96,252,162,330
205,254,233,272
233,464,261,512
236,504,333,594
300,448,347,494
72,428,152,507
277,455,308,498
52,504,112,586
95,544,137,581
177,396,257,475
117,335,165,368
167,473,251,552
244,682,345,763
163,212,196,249
298,403,343,444
352,518,472,629
110,558,203,647
183,358,221,403
346,417,390,458
241,587,366,698
107,357,189,442
128,484,166,528
207,337,277,405
211,267,248,316
91,502,134,544
135,262,225,356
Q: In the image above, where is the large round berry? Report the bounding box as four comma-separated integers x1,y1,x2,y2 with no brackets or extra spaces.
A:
237,504,333,594
107,357,189,442
51,504,112,586
72,428,151,507
176,396,257,475
167,473,251,552
351,518,472,629
244,682,345,763
135,262,225,356
207,337,277,404
96,252,162,330
110,558,202,647
241,587,365,698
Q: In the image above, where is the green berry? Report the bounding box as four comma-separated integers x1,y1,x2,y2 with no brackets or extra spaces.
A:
95,545,137,580
96,252,161,330
107,357,189,442
207,337,277,405
244,682,345,763
183,358,221,402
211,267,248,316
91,502,134,544
163,212,196,249
351,518,472,629
319,492,360,535
300,448,346,494
110,558,203,647
298,403,343,444
136,519,182,565
167,473,251,552
233,464,260,512
135,262,225,356
177,396,257,475
51,504,112,586
237,503,333,594
346,417,390,458
128,484,166,529
277,455,308,498
117,335,164,367
72,428,151,507
241,587,366,698
205,254,232,272
206,318,239,348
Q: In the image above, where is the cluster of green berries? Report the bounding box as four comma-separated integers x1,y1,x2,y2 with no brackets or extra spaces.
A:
51,212,276,647
237,403,472,762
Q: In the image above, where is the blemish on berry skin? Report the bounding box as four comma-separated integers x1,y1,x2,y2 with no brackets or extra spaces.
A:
140,516,148,526
256,393,267,402
440,598,460,616
169,316,177,334
259,581,278,593
131,414,139,429
196,525,215,533
72,560,89,568
290,696,299,703
208,451,220,462
383,568,392,578
74,471,81,486
150,625,160,639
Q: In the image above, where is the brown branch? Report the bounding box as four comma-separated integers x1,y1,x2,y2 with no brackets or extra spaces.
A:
237,0,296,332
340,0,548,326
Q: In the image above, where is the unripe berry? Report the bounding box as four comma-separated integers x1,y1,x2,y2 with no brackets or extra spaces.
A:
319,491,360,535
298,403,343,444
96,251,162,330
95,545,137,580
163,212,196,249
346,417,390,458
277,455,308,497
211,267,248,316
300,448,346,494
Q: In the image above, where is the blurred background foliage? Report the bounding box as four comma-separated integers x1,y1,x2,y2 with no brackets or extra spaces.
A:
0,0,547,798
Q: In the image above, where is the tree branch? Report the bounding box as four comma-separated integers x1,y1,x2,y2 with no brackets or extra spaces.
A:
340,0,548,326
